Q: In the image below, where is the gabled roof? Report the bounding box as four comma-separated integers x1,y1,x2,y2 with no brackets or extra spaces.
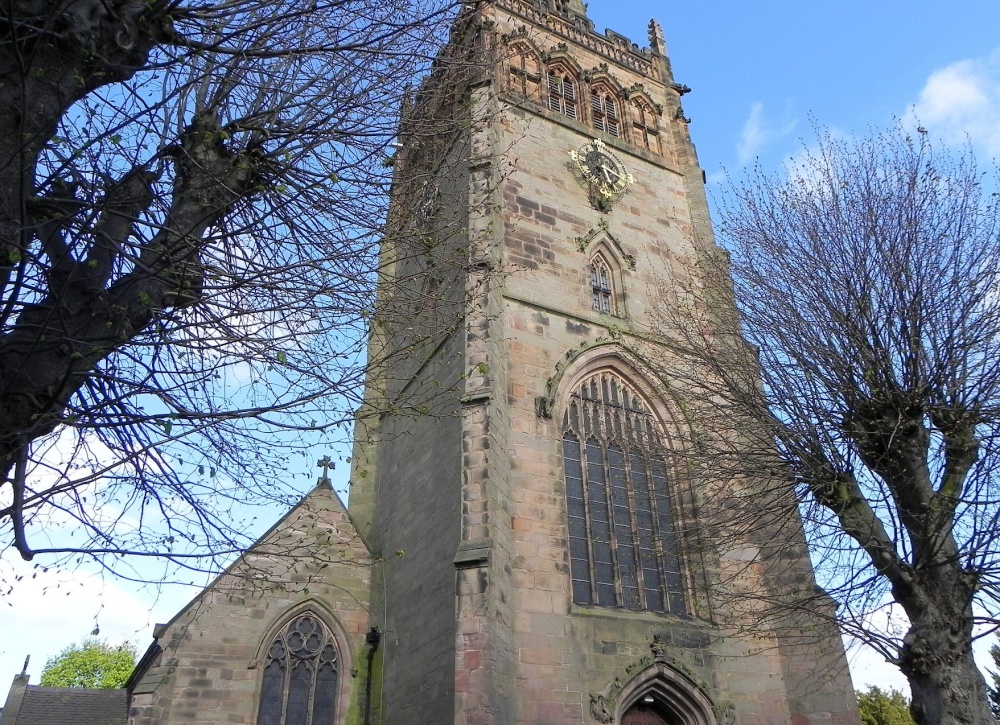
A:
3,685,127,725
156,479,371,634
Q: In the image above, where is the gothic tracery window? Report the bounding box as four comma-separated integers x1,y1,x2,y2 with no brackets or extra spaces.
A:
562,371,685,614
591,89,621,137
547,69,578,120
256,613,341,725
590,255,614,314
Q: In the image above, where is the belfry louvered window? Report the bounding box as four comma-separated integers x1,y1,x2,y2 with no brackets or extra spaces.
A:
257,614,340,725
591,91,620,137
548,70,578,119
562,371,685,614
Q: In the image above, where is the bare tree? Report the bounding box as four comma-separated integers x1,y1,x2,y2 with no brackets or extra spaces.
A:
0,0,484,578
644,126,1000,724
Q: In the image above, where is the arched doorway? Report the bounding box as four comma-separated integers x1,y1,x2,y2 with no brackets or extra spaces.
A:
610,661,718,725
621,700,675,725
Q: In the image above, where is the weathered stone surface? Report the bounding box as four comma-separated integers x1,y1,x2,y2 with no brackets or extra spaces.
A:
131,1,859,723
128,485,374,725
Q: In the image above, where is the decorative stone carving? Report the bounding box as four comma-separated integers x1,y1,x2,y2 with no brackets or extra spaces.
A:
590,692,614,723
651,633,669,662
714,701,737,725
589,644,721,723
573,223,636,269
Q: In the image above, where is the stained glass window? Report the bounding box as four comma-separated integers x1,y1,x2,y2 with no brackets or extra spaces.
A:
562,371,685,614
257,614,340,725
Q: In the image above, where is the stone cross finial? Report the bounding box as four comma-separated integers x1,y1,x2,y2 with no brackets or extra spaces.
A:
317,455,334,486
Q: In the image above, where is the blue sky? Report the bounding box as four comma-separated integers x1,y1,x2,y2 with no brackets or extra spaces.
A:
4,0,1000,700
592,0,1000,694
588,0,1000,181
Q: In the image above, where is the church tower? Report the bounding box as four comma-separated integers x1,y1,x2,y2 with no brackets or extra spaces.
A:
349,1,860,724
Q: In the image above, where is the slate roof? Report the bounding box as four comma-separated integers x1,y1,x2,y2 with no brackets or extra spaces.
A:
5,686,127,725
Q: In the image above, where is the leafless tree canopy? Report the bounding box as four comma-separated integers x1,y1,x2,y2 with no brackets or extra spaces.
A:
0,0,475,577
649,126,1000,724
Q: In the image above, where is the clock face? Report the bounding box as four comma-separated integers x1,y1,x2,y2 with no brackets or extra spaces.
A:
570,139,634,203
584,150,629,194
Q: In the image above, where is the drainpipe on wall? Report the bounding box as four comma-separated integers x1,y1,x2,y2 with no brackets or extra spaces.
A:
363,626,381,725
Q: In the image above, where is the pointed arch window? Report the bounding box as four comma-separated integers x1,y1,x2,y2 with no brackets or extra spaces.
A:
590,254,614,314
506,43,541,99
548,69,578,119
591,89,621,137
256,613,341,725
562,371,685,614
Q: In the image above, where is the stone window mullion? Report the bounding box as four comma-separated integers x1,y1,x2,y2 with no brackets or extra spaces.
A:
256,614,340,725
561,371,686,615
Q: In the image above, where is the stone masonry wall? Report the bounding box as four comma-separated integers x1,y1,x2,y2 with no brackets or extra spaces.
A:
127,486,374,725
486,2,859,723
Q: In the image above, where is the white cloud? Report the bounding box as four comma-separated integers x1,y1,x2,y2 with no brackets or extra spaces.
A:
737,102,798,164
910,50,1000,156
845,637,910,695
0,555,194,682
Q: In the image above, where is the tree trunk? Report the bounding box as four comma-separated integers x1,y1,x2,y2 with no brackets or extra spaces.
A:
899,578,992,725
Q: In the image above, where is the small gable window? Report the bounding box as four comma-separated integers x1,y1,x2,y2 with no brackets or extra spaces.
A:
548,70,578,120
257,614,341,725
591,90,620,138
590,255,614,314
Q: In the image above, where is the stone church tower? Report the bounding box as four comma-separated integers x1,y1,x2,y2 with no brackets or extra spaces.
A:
125,2,860,724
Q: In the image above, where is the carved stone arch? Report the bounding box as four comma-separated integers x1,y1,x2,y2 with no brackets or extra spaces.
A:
628,91,667,158
539,343,690,445
627,90,662,118
503,38,543,100
250,597,357,673
541,48,584,76
544,52,583,120
614,663,719,725
588,76,624,138
249,598,358,724
576,225,636,270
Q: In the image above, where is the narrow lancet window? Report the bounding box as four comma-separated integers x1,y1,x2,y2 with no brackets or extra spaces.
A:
561,370,685,614
632,99,661,155
591,256,613,314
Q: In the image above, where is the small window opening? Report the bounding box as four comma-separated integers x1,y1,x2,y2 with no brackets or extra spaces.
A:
592,91,620,137
591,257,613,314
548,71,578,119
